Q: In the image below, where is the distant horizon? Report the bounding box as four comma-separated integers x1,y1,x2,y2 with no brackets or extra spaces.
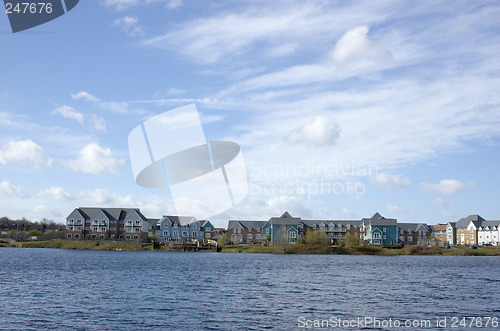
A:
1,1,499,227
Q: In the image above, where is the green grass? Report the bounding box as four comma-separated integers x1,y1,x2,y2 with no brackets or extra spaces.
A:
13,240,500,256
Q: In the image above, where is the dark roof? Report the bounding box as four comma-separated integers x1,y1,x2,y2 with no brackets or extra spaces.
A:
398,223,429,232
76,207,147,221
228,220,267,230
479,220,500,229
160,216,197,226
455,215,485,228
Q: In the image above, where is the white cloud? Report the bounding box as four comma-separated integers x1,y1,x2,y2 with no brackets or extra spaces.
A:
52,105,84,125
91,114,107,132
441,211,455,219
386,204,400,213
67,143,125,175
432,198,454,207
0,140,52,169
370,174,411,190
421,179,472,195
71,91,100,102
286,116,340,146
112,16,145,37
0,181,27,198
331,25,392,64
38,187,75,201
102,0,182,10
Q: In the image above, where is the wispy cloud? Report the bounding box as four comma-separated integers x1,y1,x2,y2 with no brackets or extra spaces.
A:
101,0,182,11
371,174,412,190
112,16,145,37
52,105,85,126
0,181,28,198
38,186,75,201
421,179,473,195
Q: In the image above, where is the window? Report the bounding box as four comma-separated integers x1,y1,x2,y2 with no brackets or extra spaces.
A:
192,224,197,229
173,231,179,237
266,228,270,235
133,235,139,240
373,232,381,239
289,231,297,238
163,230,169,236
100,227,106,232
110,227,116,231
99,234,104,239
470,234,474,239
247,234,253,240
126,235,131,240
383,235,386,240
135,221,140,225
119,235,123,239
67,226,73,231
192,231,198,237
75,234,79,239
93,227,98,232
135,228,140,233
205,232,211,238
383,228,387,232
67,233,72,239
110,234,115,239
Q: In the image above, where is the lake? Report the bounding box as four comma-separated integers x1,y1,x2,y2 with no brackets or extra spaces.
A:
0,248,499,330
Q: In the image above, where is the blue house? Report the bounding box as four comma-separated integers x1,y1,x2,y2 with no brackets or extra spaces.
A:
361,212,398,246
156,216,205,243
263,212,300,244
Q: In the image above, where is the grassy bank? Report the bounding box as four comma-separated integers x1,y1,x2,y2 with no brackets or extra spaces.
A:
17,239,147,251
7,240,500,256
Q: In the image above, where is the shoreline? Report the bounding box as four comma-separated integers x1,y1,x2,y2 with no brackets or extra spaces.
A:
2,239,500,256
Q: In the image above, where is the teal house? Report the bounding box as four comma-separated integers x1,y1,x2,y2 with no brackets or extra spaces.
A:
361,212,398,246
263,212,301,244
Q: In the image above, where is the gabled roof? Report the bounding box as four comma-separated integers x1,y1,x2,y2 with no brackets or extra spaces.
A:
228,220,267,230
75,207,146,222
429,224,447,231
362,212,397,226
269,212,302,225
160,216,197,226
398,223,429,232
456,215,485,228
478,220,500,229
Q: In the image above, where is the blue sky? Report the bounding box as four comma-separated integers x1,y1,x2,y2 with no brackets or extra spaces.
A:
1,0,499,227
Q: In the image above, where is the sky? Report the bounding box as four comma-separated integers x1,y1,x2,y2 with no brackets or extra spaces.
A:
1,0,499,227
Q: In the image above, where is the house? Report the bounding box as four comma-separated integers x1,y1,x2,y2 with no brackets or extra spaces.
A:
446,222,457,245
66,207,151,241
477,221,500,246
361,212,398,246
156,216,204,243
429,224,448,246
263,212,301,244
199,220,216,244
455,215,485,246
301,219,361,245
398,223,430,245
227,220,267,244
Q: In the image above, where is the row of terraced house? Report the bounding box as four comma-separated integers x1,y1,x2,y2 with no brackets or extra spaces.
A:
65,207,499,246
